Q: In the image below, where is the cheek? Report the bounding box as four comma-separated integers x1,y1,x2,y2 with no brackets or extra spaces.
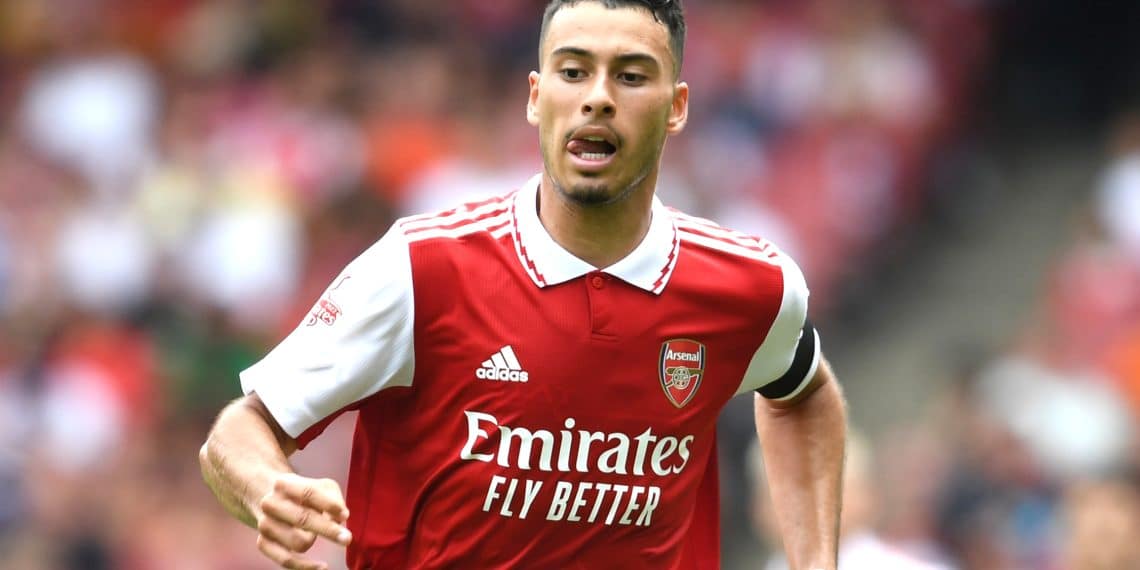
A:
626,94,673,133
536,92,570,127
554,98,585,126
625,109,670,151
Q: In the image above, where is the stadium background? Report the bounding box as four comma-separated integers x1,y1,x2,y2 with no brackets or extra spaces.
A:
1,0,1139,568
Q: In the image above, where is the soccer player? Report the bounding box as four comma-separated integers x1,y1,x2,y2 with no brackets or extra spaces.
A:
199,1,847,569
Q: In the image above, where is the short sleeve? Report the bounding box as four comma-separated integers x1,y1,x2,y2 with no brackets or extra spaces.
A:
735,252,820,398
240,225,415,438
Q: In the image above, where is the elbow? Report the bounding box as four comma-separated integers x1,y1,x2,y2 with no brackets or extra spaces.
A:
199,439,211,471
199,412,230,480
199,434,217,480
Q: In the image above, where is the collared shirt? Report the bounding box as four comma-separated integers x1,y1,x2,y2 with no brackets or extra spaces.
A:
242,174,817,569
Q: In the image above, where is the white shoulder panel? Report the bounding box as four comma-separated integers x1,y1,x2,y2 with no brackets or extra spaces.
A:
735,251,815,395
241,225,416,438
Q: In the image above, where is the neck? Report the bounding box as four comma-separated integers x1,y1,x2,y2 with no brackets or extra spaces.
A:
537,173,656,269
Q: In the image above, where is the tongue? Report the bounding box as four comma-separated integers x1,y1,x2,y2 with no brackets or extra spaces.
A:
568,139,614,155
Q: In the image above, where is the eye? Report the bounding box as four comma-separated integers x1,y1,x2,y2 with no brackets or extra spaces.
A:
618,72,646,85
559,68,586,81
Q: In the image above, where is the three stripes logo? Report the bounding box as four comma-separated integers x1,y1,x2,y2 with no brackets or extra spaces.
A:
476,345,529,382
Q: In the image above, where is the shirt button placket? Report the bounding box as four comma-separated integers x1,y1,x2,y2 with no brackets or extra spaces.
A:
586,271,615,339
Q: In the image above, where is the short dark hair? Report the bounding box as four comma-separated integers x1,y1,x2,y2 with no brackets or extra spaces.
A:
539,0,686,77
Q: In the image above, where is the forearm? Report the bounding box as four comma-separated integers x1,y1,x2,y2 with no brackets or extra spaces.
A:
754,361,846,570
200,395,298,527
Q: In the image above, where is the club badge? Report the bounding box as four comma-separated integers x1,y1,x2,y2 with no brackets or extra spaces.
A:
659,339,705,408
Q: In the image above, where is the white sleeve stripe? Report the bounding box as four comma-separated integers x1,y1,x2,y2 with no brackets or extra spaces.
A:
403,212,512,242
678,231,779,263
400,196,512,230
673,219,771,251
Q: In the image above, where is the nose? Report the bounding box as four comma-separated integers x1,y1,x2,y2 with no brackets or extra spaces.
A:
581,76,616,118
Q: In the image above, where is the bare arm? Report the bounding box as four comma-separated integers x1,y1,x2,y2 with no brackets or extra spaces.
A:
754,358,846,570
200,394,297,525
200,393,352,570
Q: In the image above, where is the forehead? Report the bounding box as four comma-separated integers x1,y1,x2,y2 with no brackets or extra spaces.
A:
543,3,672,64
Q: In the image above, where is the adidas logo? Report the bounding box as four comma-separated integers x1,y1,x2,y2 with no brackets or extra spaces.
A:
476,345,529,382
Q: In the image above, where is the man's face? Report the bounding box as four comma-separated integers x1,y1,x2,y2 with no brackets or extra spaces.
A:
529,2,688,206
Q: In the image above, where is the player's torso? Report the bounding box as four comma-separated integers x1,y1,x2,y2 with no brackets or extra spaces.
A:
347,223,778,570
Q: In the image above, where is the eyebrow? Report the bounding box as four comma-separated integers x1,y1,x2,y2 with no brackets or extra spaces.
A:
551,46,661,68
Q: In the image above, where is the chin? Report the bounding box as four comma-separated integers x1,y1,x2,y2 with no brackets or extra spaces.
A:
555,171,619,205
563,184,615,206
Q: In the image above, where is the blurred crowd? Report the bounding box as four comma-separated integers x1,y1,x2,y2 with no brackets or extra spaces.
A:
3,0,1136,569
748,113,1140,568
907,111,1140,569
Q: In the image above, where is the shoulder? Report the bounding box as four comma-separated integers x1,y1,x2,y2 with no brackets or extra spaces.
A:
397,192,516,244
391,192,519,284
338,192,517,282
667,208,802,282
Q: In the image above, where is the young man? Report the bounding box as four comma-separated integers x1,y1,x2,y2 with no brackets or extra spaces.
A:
199,1,846,569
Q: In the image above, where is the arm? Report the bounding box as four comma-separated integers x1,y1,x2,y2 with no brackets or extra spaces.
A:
754,357,846,570
199,226,414,569
200,393,352,570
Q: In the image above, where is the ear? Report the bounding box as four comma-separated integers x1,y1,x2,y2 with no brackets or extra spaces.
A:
666,81,689,135
527,71,541,127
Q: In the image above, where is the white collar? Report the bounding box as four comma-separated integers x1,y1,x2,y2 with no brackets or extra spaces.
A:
510,173,680,295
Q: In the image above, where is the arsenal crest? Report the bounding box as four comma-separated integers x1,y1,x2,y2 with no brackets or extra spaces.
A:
659,339,706,408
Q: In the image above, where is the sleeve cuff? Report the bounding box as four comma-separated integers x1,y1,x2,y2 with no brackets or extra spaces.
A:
757,321,821,400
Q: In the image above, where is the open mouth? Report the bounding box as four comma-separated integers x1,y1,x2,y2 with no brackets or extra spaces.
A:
568,136,617,162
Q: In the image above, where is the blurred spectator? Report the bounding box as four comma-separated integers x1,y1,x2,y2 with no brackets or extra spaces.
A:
929,362,1059,569
400,101,539,214
360,43,460,206
975,346,1133,482
19,45,158,199
1097,111,1140,261
1062,476,1140,570
55,204,156,315
1107,324,1140,417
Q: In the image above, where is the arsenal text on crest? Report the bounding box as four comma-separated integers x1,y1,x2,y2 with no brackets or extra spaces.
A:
658,339,706,408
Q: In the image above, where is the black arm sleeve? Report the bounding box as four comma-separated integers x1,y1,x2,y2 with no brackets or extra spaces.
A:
756,320,818,400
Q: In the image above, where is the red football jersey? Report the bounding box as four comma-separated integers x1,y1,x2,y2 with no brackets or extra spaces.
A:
242,175,818,569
